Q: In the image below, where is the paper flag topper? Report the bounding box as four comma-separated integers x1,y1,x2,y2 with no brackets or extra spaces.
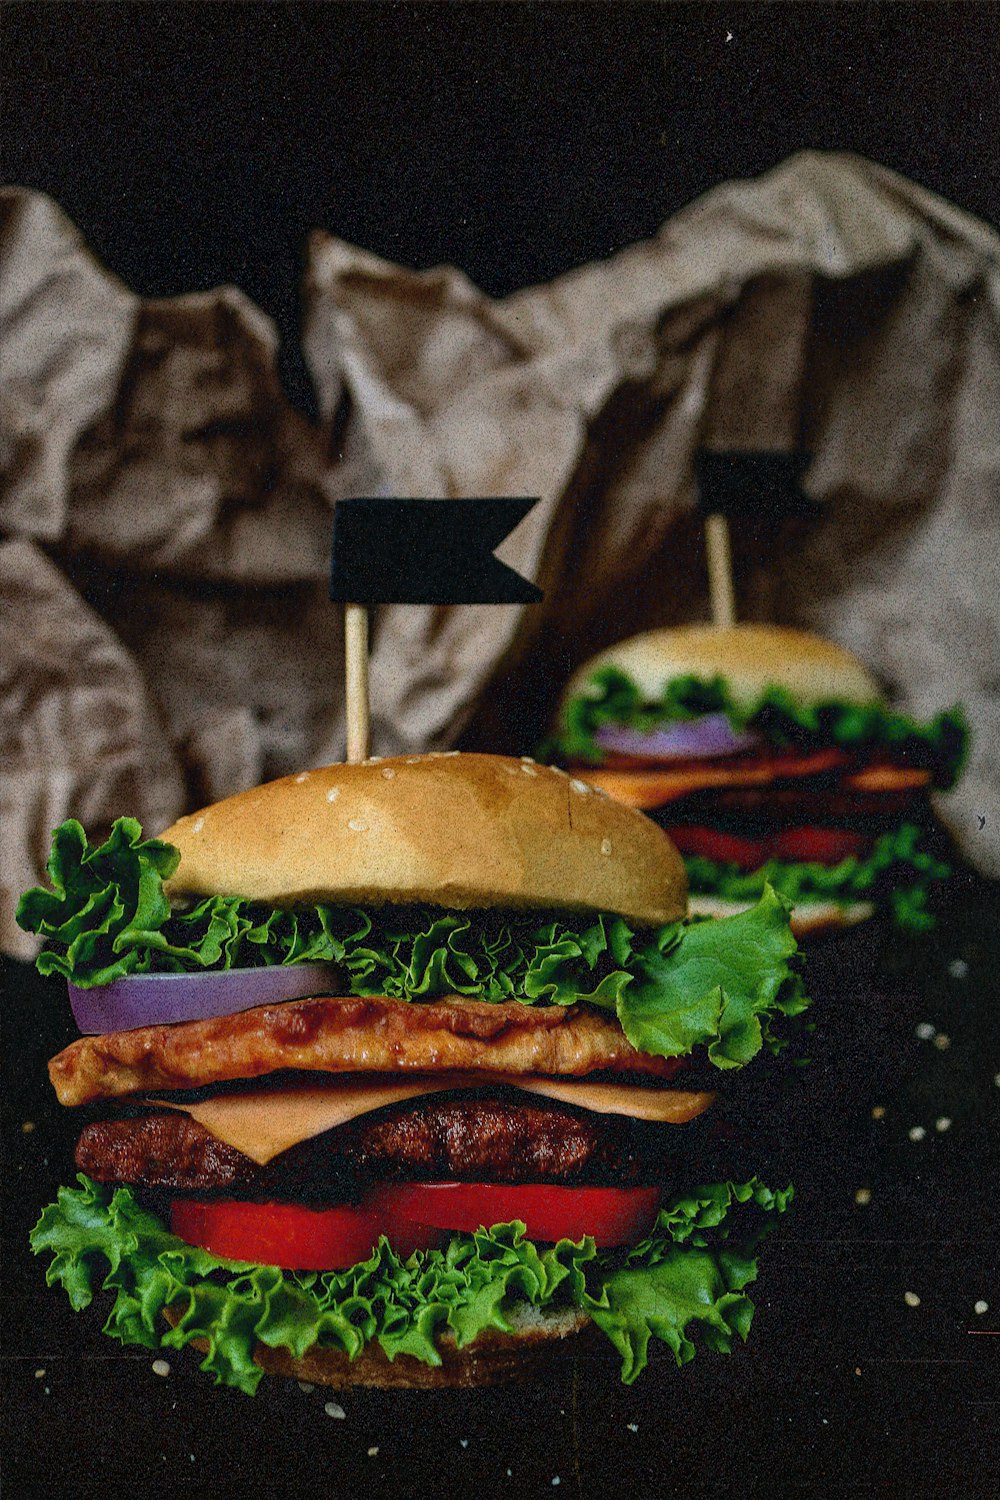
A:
694,451,813,521
330,497,543,605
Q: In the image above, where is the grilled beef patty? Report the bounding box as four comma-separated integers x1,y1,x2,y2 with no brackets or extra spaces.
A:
76,1093,671,1196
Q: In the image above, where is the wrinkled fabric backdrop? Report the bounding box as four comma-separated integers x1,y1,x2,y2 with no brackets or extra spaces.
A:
2,150,998,958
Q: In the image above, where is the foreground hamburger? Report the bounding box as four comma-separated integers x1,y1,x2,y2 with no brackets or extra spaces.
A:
546,625,966,936
19,753,801,1392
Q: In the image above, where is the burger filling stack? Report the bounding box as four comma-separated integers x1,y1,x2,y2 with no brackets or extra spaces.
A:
546,625,966,936
20,754,803,1392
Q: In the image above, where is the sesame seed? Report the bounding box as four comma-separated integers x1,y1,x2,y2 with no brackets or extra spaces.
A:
600,838,612,856
908,1126,926,1142
995,1072,1000,1088
192,817,205,834
34,1369,44,1379
295,772,309,783
549,765,568,776
368,1447,379,1457
502,765,520,775
904,1291,921,1308
915,1022,935,1040
569,779,590,794
520,764,538,776
405,756,421,763
442,749,460,756
626,1423,639,1432
975,1300,989,1315
298,1381,315,1392
552,1480,561,1488
854,1367,861,1376
871,1105,886,1119
460,1439,469,1449
365,756,383,764
348,819,369,832
935,1116,952,1132
324,1400,345,1418
152,1359,171,1377
854,1188,872,1206
326,787,340,802
521,756,536,764
381,767,396,779
933,1032,951,1050
22,1121,34,1133
948,958,969,979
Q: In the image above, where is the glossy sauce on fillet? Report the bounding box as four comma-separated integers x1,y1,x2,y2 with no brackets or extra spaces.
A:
49,993,685,1107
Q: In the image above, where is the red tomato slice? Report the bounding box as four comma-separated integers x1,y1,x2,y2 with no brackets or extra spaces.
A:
375,1181,662,1247
170,1197,444,1270
772,826,868,864
668,823,869,869
668,825,768,868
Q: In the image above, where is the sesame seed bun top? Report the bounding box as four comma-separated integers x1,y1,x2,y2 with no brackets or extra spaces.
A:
160,753,688,927
561,624,883,712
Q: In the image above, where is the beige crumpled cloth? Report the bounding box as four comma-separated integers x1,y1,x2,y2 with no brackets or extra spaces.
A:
2,151,998,958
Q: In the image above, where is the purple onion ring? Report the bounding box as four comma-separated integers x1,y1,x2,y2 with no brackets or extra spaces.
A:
67,962,341,1035
594,714,762,762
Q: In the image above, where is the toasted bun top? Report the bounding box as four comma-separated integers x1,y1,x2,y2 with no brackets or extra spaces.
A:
561,624,883,711
160,753,687,926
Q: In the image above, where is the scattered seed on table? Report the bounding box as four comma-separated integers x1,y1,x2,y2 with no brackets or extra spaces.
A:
298,1381,315,1393
908,1126,927,1142
368,1447,379,1458
933,1033,951,1050
34,1369,44,1379
460,1440,469,1449
871,1105,886,1120
975,1301,989,1315
854,1188,872,1206
915,1022,935,1040
948,959,969,979
935,1116,952,1132
22,1121,35,1133
854,1368,862,1376
627,1423,639,1432
151,1359,170,1377
904,1291,921,1308
324,1401,345,1419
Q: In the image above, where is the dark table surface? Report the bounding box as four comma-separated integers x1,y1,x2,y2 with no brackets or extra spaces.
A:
3,872,998,1500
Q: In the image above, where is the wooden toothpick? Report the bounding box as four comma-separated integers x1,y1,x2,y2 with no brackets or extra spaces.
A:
344,602,370,762
704,512,736,628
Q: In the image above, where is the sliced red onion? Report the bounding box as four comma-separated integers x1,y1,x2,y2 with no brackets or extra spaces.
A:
594,714,763,762
67,962,341,1035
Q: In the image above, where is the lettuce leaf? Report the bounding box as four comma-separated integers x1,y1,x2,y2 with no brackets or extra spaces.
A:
30,1175,790,1393
17,820,808,1070
684,822,952,932
548,666,968,788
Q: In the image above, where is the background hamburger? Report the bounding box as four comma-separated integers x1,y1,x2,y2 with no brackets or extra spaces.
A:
19,753,800,1392
546,625,967,937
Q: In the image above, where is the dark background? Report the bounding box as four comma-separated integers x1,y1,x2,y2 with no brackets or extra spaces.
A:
3,2,998,416
3,5,999,1497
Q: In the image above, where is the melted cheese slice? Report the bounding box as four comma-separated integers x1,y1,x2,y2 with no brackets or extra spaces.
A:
151,1073,716,1164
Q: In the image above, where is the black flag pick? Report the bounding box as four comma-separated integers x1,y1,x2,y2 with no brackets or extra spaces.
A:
330,496,543,606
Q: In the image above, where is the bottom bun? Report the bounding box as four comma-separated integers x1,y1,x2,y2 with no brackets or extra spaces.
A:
687,894,875,939
163,1303,596,1389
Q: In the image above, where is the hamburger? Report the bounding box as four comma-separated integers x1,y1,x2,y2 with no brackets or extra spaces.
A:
545,624,967,937
19,752,801,1393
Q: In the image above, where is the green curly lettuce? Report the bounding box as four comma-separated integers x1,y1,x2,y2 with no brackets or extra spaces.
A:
548,666,968,788
30,1175,791,1393
17,820,808,1070
684,822,952,932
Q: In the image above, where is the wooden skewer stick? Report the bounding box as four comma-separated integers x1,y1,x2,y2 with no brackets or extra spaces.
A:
704,512,736,628
344,602,371,763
